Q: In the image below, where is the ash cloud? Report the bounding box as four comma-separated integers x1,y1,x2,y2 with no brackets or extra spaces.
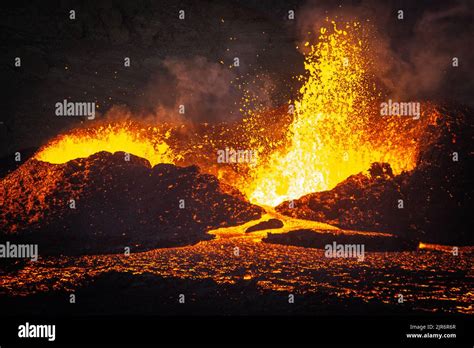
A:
140,56,241,124
135,55,279,125
296,0,474,105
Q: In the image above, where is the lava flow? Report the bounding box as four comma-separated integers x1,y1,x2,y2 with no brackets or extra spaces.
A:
33,20,438,207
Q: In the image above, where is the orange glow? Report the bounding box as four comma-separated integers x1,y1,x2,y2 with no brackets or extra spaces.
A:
418,242,458,252
34,21,438,207
35,123,176,167
242,21,435,206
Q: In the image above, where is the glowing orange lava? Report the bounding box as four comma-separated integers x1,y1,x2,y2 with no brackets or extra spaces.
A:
34,20,437,207
35,123,176,167
242,21,435,206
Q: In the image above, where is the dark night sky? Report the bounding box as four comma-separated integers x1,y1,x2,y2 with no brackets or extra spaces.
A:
0,0,473,158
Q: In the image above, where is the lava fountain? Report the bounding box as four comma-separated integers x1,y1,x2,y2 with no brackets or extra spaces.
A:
242,21,437,206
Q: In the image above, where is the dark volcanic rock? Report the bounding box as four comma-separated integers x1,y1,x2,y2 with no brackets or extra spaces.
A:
276,105,473,245
245,218,283,233
0,270,419,316
263,229,417,251
0,152,263,255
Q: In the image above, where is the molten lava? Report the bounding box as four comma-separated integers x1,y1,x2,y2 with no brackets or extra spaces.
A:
33,20,438,207
243,21,435,206
35,123,175,167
